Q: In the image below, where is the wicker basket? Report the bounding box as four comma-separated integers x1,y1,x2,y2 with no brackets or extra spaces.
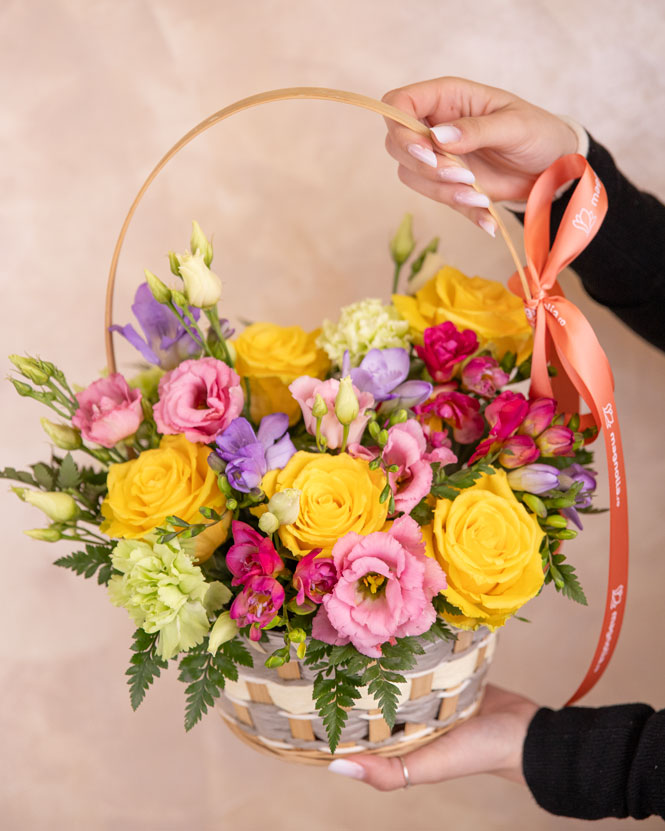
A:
216,628,496,764
105,87,527,763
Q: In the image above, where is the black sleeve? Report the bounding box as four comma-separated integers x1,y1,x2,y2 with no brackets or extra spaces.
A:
512,134,665,352
523,704,665,819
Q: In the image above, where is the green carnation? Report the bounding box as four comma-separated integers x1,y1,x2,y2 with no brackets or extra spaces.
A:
317,298,411,368
108,537,211,660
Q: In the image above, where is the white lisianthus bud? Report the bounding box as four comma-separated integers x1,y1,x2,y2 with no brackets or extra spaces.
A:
389,213,415,266
23,490,79,522
190,221,213,267
144,269,172,304
267,488,301,526
312,393,328,419
9,354,50,385
208,612,238,655
258,511,280,535
41,418,82,450
24,527,62,542
177,251,222,309
334,377,359,426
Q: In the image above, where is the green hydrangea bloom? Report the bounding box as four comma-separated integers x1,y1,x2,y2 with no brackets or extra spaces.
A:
108,537,211,660
317,298,411,368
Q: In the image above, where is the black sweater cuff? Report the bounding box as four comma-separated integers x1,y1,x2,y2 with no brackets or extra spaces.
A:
523,704,665,819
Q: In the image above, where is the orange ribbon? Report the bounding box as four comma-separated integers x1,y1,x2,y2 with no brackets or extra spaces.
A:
508,154,629,705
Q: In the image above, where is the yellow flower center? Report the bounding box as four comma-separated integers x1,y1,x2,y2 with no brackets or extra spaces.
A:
361,572,386,596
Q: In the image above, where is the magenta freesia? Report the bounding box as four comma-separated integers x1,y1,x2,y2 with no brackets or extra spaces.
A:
311,516,447,657
230,575,285,641
416,388,484,444
72,374,143,448
461,356,509,397
498,435,540,469
519,398,557,437
154,357,244,443
288,376,373,450
415,322,478,382
226,521,284,587
536,425,575,457
469,390,530,464
293,549,337,606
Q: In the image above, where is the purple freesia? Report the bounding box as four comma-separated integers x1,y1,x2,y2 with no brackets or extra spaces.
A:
559,463,598,529
349,348,432,412
109,282,201,370
214,412,296,492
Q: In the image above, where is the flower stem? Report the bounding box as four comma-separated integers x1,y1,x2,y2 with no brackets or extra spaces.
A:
392,262,403,295
204,309,233,367
340,424,350,454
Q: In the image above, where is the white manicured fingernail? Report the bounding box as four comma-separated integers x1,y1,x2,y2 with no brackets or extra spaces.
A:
438,166,475,184
407,144,437,168
454,190,491,208
479,218,497,237
328,759,366,780
431,124,462,144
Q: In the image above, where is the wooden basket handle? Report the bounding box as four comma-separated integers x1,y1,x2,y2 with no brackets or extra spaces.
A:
105,86,529,372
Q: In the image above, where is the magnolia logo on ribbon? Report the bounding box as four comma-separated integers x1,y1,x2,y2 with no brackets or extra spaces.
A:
610,584,625,610
572,208,597,237
603,402,615,429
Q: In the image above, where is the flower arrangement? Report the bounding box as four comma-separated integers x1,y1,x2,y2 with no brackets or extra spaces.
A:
6,218,599,752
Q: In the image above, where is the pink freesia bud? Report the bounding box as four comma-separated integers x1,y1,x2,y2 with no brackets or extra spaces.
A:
230,575,285,640
289,376,374,450
226,521,284,587
72,373,143,448
498,435,540,469
415,321,478,383
293,549,338,605
484,391,529,440
536,425,575,457
519,397,557,437
461,356,509,397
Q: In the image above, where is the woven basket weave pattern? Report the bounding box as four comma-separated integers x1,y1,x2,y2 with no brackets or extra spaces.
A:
217,627,496,762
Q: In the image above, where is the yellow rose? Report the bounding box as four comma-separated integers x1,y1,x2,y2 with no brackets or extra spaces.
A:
234,323,330,424
101,434,227,543
393,266,532,362
426,469,544,629
262,451,388,557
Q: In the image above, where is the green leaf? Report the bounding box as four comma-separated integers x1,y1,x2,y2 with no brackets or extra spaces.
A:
56,453,80,489
0,466,39,486
420,617,456,643
126,629,168,711
555,562,588,606
312,664,361,753
430,484,459,500
433,594,464,616
31,462,55,489
361,662,403,729
409,498,434,526
53,544,114,584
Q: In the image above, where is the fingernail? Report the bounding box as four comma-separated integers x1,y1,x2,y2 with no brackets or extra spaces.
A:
431,124,462,144
407,144,437,168
328,759,366,780
454,190,491,208
479,218,497,238
438,166,475,184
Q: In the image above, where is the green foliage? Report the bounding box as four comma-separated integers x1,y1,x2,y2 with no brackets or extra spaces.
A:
0,466,39,487
410,498,434,526
179,639,253,731
360,662,403,729
56,453,80,489
544,549,588,606
53,543,115,585
312,665,362,753
126,629,168,711
431,461,495,499
433,594,464,617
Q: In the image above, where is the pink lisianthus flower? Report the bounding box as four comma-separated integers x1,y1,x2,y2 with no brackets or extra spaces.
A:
536,425,575,457
498,435,540,469
288,376,373,450
226,521,284,587
416,388,484,444
154,357,244,443
518,398,557,437
72,374,143,448
461,356,509,398
415,322,478,383
311,516,447,657
293,549,337,607
382,420,457,514
230,575,285,641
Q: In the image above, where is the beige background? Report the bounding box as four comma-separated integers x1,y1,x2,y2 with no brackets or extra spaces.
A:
2,1,665,829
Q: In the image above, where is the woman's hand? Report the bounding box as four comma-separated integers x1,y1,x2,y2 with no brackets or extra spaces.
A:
328,685,539,789
382,77,579,236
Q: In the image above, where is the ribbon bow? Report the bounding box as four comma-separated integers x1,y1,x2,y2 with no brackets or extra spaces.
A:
508,154,629,706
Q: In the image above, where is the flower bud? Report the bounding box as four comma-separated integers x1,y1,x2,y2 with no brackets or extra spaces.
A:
9,354,50,385
519,398,557,437
288,627,306,644
267,488,301,526
258,511,280,535
190,220,214,267
334,376,359,426
171,288,189,309
544,514,568,529
177,251,222,308
536,426,575,457
40,418,82,450
207,612,238,655
498,435,539,469
296,641,307,660
389,408,408,426
389,213,415,266
10,378,33,397
312,393,328,419
522,493,547,518
207,451,227,474
168,251,181,276
144,270,172,304
506,463,560,494
23,490,79,522
24,527,62,542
